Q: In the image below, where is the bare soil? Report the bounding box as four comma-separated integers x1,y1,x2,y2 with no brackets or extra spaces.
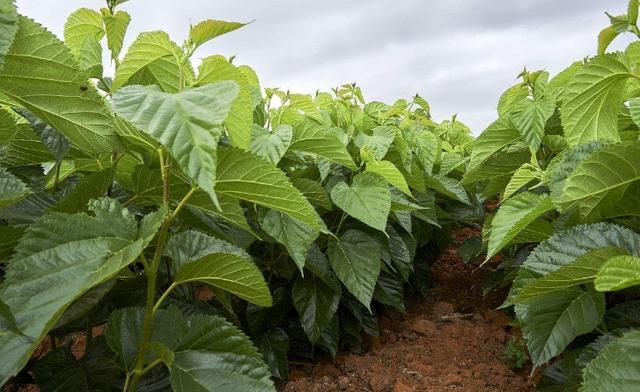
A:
282,228,534,392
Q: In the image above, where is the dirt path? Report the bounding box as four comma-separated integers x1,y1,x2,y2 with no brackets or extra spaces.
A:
282,228,534,392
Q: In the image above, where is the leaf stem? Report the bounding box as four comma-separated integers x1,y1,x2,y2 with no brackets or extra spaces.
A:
152,282,178,313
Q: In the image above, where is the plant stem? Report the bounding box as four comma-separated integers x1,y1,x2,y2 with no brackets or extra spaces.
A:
152,282,177,313
335,212,347,236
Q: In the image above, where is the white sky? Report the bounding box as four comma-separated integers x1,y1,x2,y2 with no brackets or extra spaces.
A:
16,0,635,134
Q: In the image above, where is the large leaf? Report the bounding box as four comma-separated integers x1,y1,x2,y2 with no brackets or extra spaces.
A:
289,122,356,170
365,160,411,196
515,247,627,303
111,31,184,92
290,178,331,210
0,16,121,154
174,253,272,307
516,286,605,369
258,209,318,273
327,230,381,308
595,255,640,292
0,166,29,208
259,329,289,380
165,230,249,273
560,55,629,146
464,118,521,180
249,124,292,164
425,175,470,204
510,95,555,151
63,8,104,56
330,172,391,232
188,19,247,49
581,330,640,392
407,129,438,175
112,82,239,207
0,199,163,384
486,192,555,261
553,142,640,218
292,274,340,344
0,0,18,69
355,126,395,160
502,163,540,201
195,56,254,149
101,8,130,60
216,148,322,230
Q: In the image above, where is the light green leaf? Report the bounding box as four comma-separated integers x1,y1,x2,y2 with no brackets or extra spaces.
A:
189,19,247,49
0,16,121,154
0,199,157,385
216,147,322,230
486,192,555,261
101,8,130,60
581,330,640,392
330,172,391,232
112,82,240,207
554,142,640,218
0,0,18,69
502,163,540,201
289,122,356,170
63,8,104,56
112,31,183,92
327,230,381,309
365,160,411,197
174,253,272,307
259,209,318,273
464,118,521,182
516,286,605,369
515,247,627,303
595,255,640,291
77,36,103,78
249,124,292,164
292,274,340,344
561,55,629,146
355,126,395,160
0,166,29,208
497,84,529,117
424,175,470,204
165,229,249,273
510,95,555,151
195,56,254,149
407,129,438,175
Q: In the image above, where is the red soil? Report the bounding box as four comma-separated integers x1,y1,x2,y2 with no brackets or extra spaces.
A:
282,228,534,392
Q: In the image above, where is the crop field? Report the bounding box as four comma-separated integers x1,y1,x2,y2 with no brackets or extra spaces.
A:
1,0,640,391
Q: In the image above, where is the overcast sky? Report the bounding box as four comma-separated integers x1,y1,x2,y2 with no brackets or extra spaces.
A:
16,0,634,134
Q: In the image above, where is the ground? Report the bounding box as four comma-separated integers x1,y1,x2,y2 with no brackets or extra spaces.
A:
281,228,535,392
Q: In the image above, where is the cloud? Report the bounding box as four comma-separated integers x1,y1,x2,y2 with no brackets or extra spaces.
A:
16,0,633,134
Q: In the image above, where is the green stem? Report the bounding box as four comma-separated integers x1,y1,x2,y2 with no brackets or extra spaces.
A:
335,212,347,236
152,282,178,313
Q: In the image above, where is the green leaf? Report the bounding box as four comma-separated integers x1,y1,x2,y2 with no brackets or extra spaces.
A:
0,298,20,336
486,192,555,261
112,82,240,207
581,330,640,392
561,55,629,146
259,329,289,380
258,209,319,273
595,255,640,291
112,31,183,92
374,271,405,312
355,126,395,160
407,129,438,175
0,16,121,154
174,253,272,306
51,169,112,214
290,178,331,210
249,124,292,164
516,286,605,369
0,0,18,69
188,19,247,49
165,230,249,273
216,147,322,230
425,175,470,204
515,247,627,303
502,163,540,201
0,199,158,384
510,95,555,151
195,56,254,149
292,274,340,344
365,160,411,197
289,122,356,170
497,84,529,117
0,107,56,167
0,166,29,208
77,36,103,78
169,350,274,392
553,142,640,218
327,229,381,309
101,9,130,60
330,172,391,232
63,8,104,57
